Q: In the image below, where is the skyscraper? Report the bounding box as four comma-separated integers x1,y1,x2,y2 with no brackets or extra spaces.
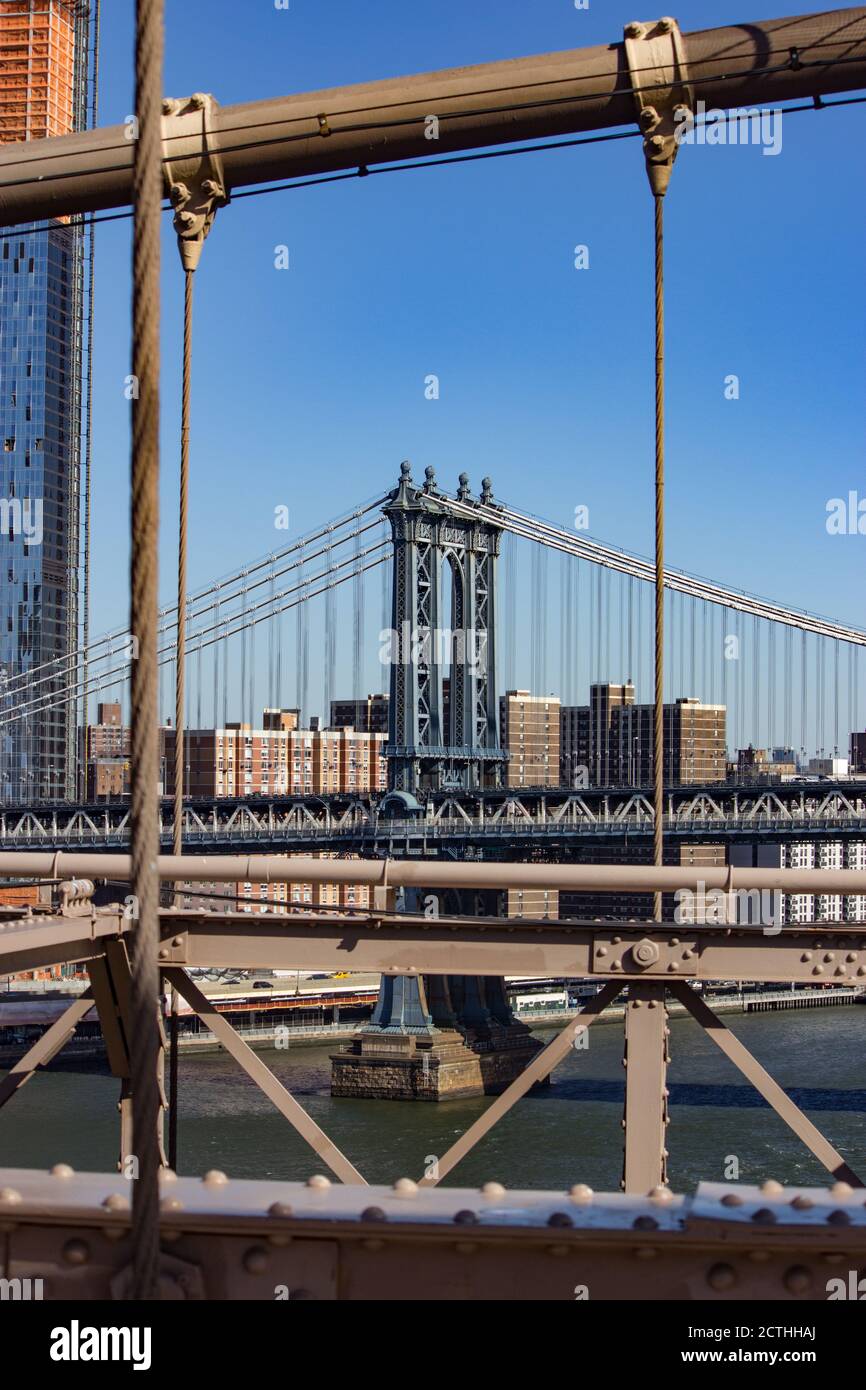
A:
0,1,94,801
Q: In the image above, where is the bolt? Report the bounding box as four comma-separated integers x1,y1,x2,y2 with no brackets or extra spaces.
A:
648,134,666,153
169,183,188,206
639,107,660,132
175,211,196,229
707,1262,737,1290
243,1245,269,1274
784,1265,813,1294
189,93,207,110
625,22,644,38
62,1238,90,1266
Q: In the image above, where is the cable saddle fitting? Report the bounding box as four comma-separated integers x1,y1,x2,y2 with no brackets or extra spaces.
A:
162,93,228,271
623,18,693,196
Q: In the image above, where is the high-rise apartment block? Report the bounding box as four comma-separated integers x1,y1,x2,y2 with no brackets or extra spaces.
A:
330,693,389,734
498,690,560,788
0,1,93,802
561,684,726,787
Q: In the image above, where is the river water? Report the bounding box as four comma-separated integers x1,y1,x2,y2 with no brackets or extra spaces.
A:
1,1007,864,1192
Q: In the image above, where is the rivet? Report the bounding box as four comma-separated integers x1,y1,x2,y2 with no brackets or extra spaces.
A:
625,22,645,38
202,1170,228,1187
831,1182,853,1198
160,1168,178,1183
813,966,824,976
453,1209,478,1225
827,1209,852,1226
243,1245,269,1274
62,1238,90,1266
158,948,169,960
306,1174,331,1189
268,1201,293,1218
50,1163,74,1179
650,1185,674,1203
160,1196,183,1213
633,1215,658,1231
570,1184,593,1204
361,1206,387,1223
670,937,679,946
611,961,622,971
784,1265,813,1294
548,1211,574,1228
846,953,858,963
393,1177,418,1198
102,1193,129,1212
707,1262,737,1290
597,947,608,958
667,962,680,972
791,1195,813,1210
0,1188,22,1206
632,999,642,1009
823,953,835,963
761,1179,784,1196
752,1208,777,1223
172,937,183,948
612,936,622,944
481,1182,506,1198
800,952,812,962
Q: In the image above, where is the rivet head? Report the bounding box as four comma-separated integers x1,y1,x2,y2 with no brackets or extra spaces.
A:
158,948,169,960
548,1211,574,1228
649,1185,674,1203
102,1193,129,1212
784,1265,813,1294
453,1209,478,1225
633,1214,658,1231
393,1177,417,1198
791,1195,813,1210
243,1245,269,1274
202,1170,228,1187
707,1262,737,1291
481,1182,505,1198
625,21,644,38
62,1238,90,1266
360,1206,387,1223
268,1201,293,1218
50,1163,74,1179
160,1168,178,1183
761,1179,784,1196
306,1174,331,1190
0,1188,22,1206
160,1196,183,1213
752,1208,777,1224
569,1184,593,1204
827,1209,851,1226
831,1181,853,1198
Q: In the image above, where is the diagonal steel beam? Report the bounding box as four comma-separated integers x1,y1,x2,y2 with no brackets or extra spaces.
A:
0,991,94,1109
163,967,366,1186
418,982,621,1188
668,981,863,1188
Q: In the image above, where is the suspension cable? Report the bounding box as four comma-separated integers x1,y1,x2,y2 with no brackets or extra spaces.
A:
652,193,664,922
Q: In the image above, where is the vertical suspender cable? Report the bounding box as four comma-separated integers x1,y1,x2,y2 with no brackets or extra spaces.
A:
129,0,164,1303
652,194,665,921
169,267,194,1174
80,0,101,799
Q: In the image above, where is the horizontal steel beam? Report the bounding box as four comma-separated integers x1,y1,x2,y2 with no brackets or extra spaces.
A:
1,850,865,895
1,9,865,225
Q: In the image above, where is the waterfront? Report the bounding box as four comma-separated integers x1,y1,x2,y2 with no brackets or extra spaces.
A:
2,1007,864,1194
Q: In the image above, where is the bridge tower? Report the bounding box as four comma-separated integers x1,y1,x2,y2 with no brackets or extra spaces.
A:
383,462,506,793
331,465,541,1101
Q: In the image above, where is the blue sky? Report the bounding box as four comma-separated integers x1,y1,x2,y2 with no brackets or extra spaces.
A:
86,1,865,726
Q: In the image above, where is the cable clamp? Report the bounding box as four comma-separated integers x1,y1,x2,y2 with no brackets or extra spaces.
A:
623,18,693,196
162,93,228,272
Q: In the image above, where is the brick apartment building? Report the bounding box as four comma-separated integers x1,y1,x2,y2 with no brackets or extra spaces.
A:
561,684,727,787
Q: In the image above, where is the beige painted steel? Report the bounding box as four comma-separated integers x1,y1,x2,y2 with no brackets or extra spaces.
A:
418,982,620,1188
0,10,865,224
623,983,669,1192
669,982,862,1187
0,1169,863,1300
0,992,94,1108
1,850,866,895
164,967,366,1187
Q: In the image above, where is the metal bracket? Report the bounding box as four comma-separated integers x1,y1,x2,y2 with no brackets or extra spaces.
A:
623,17,693,196
162,93,228,272
592,932,699,977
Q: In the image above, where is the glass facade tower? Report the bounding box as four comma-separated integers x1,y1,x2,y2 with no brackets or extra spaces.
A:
0,1,92,802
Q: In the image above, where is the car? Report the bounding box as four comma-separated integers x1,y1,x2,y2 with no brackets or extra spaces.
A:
252,980,273,990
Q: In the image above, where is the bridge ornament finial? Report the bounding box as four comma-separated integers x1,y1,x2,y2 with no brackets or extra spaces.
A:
622,18,693,197
480,477,494,506
456,472,472,502
423,465,439,494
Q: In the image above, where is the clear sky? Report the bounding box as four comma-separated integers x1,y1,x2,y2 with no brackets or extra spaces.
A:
86,1,865,731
